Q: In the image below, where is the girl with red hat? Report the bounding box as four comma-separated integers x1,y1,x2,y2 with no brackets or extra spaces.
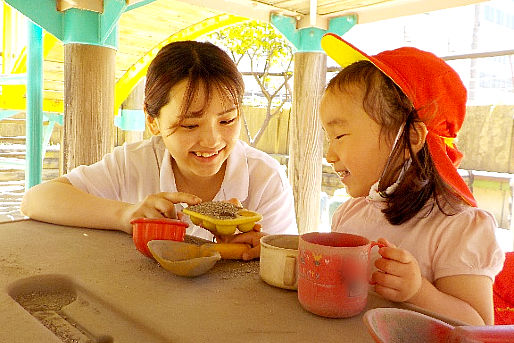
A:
320,33,505,325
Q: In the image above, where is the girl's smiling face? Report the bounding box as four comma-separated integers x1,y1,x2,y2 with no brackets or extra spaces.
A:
320,86,393,198
148,79,241,182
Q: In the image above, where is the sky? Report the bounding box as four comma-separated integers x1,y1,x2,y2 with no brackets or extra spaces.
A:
339,0,514,57
329,0,514,105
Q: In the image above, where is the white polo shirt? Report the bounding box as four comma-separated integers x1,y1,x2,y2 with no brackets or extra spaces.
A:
65,136,298,240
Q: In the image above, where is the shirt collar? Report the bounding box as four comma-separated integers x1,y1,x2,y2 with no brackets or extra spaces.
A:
159,150,177,193
217,141,249,202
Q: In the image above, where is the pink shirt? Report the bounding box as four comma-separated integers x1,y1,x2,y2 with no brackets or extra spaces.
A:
331,197,505,282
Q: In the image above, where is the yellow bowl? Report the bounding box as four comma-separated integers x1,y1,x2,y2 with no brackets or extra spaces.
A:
183,205,262,235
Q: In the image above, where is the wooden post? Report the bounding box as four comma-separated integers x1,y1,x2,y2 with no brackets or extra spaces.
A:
63,43,115,173
288,52,326,234
120,79,145,145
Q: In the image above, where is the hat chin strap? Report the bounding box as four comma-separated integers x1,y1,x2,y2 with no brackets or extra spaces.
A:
367,122,409,202
368,158,411,201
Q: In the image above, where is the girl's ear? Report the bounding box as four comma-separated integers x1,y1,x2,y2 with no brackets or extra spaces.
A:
410,121,428,154
146,112,161,136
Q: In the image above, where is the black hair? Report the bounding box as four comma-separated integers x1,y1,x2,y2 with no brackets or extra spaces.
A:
144,41,244,126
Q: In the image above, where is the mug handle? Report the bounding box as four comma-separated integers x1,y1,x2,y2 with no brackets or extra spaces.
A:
283,255,297,286
368,241,387,285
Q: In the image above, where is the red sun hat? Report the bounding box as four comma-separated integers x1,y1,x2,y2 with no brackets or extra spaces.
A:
321,33,476,207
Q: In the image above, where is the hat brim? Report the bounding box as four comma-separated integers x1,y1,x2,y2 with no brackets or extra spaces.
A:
321,33,413,101
321,33,371,68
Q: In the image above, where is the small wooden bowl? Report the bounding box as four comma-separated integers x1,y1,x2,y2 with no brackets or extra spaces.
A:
131,218,188,257
147,240,221,277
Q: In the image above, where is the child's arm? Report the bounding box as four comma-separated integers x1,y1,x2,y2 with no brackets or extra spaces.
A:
427,275,493,324
372,239,492,325
21,177,201,234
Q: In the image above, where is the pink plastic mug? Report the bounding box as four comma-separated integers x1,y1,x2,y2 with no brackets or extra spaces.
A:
297,232,384,318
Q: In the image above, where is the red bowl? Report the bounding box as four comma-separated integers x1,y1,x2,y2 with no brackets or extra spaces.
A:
131,218,188,257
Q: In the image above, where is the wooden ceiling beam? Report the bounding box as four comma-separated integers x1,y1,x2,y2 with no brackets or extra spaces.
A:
55,0,149,13
325,0,490,24
174,0,300,23
174,0,490,29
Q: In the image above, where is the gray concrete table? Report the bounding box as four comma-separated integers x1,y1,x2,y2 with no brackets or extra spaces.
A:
0,220,457,343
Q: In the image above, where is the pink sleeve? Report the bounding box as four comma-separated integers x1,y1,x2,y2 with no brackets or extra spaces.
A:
432,208,505,281
331,200,352,232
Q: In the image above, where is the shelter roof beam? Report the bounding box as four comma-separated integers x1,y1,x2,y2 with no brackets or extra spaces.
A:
271,13,356,52
328,0,489,24
174,0,300,23
56,0,152,12
4,0,128,48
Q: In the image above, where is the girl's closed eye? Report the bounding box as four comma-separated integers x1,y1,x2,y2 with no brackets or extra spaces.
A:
219,112,238,125
180,119,199,130
220,117,237,125
181,123,198,130
335,133,348,140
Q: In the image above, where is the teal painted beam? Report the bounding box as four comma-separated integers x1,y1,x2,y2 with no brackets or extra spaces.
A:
101,0,125,45
0,110,20,121
4,0,124,48
270,13,357,52
270,14,299,51
4,0,63,42
297,27,326,52
43,112,64,126
328,15,358,36
62,8,118,48
114,109,145,131
125,0,157,12
0,73,26,85
26,21,43,188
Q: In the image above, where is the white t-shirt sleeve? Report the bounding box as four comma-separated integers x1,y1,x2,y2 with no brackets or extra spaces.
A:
64,145,127,201
432,208,505,282
254,166,298,235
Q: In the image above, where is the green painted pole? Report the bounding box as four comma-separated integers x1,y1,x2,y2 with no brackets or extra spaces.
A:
26,21,43,189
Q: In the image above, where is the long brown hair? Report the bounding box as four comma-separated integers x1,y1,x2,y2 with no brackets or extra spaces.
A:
327,61,462,224
144,41,244,126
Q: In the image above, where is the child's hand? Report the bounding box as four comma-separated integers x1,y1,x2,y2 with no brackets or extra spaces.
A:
215,224,265,260
372,238,422,302
121,192,202,234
